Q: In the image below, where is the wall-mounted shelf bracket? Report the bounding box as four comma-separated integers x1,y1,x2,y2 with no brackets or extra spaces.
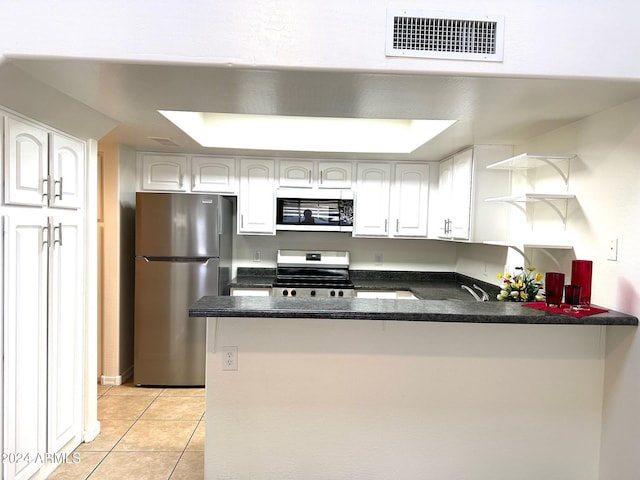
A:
485,193,575,226
486,153,575,189
484,241,573,270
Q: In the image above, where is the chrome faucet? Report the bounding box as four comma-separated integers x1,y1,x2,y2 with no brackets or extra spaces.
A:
461,285,482,301
473,284,490,302
461,284,490,302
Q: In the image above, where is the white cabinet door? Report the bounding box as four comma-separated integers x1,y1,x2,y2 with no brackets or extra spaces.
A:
191,156,237,193
437,150,472,240
140,153,188,191
437,157,453,238
279,159,313,187
238,158,276,235
450,149,473,240
353,163,391,236
318,161,352,188
47,217,83,453
49,132,85,209
4,215,49,480
278,160,352,188
391,163,430,237
4,116,48,207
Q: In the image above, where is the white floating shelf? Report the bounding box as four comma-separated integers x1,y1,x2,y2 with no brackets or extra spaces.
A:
486,153,576,170
485,193,576,203
484,241,573,269
484,241,573,250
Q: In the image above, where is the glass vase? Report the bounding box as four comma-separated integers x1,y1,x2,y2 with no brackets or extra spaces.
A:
571,260,593,307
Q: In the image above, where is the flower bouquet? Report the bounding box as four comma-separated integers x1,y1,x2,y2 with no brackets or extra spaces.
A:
496,266,544,302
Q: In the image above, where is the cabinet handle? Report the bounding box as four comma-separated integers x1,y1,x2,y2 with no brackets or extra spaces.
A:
42,223,50,248
241,215,244,228
320,170,323,184
384,219,388,233
309,170,312,184
42,177,50,203
396,219,399,233
54,177,63,200
53,222,63,246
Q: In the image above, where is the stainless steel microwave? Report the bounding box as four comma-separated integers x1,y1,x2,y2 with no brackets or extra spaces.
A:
276,197,354,232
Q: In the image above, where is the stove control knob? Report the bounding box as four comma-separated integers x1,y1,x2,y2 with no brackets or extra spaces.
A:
282,289,289,296
338,290,344,297
310,290,316,296
291,289,297,296
330,290,336,297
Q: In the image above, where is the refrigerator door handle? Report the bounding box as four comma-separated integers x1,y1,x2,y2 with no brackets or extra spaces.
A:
140,256,213,264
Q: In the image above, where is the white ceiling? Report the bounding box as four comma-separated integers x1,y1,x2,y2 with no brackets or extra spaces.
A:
6,58,640,161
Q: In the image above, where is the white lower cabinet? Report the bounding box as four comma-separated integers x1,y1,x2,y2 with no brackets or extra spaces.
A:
3,211,84,480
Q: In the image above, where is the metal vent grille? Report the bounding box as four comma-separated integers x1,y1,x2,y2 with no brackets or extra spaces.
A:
386,10,504,61
148,136,180,147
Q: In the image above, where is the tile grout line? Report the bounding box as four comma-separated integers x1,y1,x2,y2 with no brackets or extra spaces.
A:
84,387,167,479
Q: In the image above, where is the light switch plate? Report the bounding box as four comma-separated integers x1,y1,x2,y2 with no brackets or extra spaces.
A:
608,238,618,261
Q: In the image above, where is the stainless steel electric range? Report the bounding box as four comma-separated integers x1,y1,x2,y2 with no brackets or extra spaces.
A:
272,249,355,298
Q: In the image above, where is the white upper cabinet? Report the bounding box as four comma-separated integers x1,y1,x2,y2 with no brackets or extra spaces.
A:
390,163,430,238
437,149,472,240
49,132,85,209
4,116,85,210
4,115,49,206
318,161,352,188
279,159,313,187
353,163,391,237
278,159,352,189
435,145,512,242
238,158,276,235
139,153,189,191
191,156,237,193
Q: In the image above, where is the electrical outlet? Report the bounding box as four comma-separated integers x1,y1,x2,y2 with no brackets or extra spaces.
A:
374,253,383,266
253,250,261,262
608,238,618,261
222,346,238,371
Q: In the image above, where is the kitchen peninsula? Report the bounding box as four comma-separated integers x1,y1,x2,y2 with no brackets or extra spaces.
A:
190,291,636,480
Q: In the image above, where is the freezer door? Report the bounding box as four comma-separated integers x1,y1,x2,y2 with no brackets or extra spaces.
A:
135,192,221,257
134,256,220,386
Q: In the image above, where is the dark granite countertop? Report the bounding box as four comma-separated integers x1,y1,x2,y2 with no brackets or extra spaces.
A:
189,295,637,325
201,268,638,325
230,269,499,301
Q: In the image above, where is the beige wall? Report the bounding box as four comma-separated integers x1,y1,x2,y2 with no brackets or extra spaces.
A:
99,143,136,384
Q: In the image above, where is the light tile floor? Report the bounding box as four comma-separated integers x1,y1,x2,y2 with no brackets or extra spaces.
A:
48,383,205,480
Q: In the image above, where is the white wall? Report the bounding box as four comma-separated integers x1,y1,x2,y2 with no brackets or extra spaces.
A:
2,1,640,80
208,317,606,480
514,96,640,480
234,231,458,273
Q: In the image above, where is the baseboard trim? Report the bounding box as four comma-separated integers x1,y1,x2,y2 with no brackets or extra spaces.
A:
83,420,101,443
100,365,134,386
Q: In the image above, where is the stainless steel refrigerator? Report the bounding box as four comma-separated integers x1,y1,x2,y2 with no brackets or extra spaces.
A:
134,192,232,386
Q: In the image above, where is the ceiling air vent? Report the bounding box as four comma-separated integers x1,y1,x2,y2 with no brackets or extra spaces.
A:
148,136,180,147
386,10,504,62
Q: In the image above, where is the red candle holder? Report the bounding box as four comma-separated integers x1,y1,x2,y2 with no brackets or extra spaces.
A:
571,260,592,307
